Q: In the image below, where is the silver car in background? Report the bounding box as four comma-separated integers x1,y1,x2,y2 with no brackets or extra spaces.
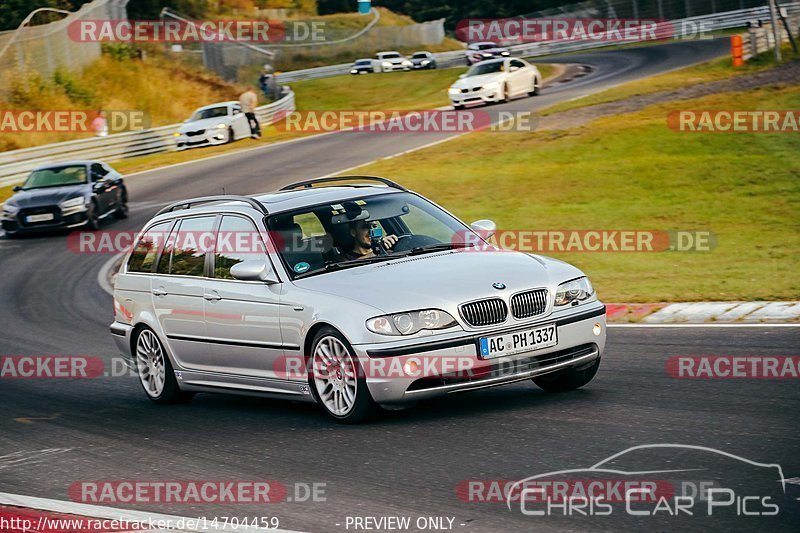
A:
110,177,606,423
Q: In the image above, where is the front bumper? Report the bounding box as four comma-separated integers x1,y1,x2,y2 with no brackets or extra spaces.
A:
450,86,502,107
2,205,89,234
354,304,606,405
175,129,228,150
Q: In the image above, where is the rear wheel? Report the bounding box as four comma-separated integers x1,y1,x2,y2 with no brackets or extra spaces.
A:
528,76,541,96
533,358,600,392
134,327,194,405
309,327,380,424
499,83,509,103
226,126,234,143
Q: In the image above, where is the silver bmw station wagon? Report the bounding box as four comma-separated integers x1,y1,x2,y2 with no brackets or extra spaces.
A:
110,177,607,423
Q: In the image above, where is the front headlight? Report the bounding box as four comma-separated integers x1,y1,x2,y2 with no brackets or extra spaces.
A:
402,60,412,66
501,51,510,56
448,87,461,95
366,309,457,336
382,61,392,67
173,132,181,137
60,197,85,209
215,123,227,129
421,60,430,65
554,277,595,307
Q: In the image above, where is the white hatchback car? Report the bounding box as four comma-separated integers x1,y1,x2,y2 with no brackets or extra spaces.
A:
175,101,252,150
449,58,541,109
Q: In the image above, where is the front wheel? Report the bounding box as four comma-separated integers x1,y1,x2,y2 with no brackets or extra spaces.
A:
134,327,194,405
532,358,600,392
309,327,380,423
114,189,128,219
85,201,100,230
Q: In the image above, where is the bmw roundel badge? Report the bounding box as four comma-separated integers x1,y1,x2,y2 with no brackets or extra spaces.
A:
492,282,506,290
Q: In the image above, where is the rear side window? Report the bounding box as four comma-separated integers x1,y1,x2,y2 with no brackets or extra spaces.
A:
127,221,172,273
158,216,216,277
213,216,267,280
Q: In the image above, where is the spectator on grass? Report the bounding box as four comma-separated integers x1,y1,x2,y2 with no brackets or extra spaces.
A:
239,87,260,139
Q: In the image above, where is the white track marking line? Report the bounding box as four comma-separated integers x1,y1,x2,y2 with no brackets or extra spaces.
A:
0,492,303,532
0,449,73,471
97,253,125,296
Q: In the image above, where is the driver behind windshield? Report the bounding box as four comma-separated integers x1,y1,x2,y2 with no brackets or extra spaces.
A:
343,219,398,260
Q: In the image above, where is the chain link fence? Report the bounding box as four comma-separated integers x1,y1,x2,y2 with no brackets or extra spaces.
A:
0,0,129,92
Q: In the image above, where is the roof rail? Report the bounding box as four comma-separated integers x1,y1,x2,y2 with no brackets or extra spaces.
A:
155,195,269,216
279,175,408,192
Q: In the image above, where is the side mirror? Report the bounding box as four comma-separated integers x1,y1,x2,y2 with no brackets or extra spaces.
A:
470,219,497,239
13,186,22,192
230,259,279,284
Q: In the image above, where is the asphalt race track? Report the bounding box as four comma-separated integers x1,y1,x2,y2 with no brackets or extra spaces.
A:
1,39,798,532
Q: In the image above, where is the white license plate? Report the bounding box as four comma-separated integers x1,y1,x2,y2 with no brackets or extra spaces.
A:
26,213,54,223
479,324,557,359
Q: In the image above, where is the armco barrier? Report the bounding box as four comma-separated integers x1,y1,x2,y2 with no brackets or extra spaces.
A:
277,3,800,83
0,90,295,188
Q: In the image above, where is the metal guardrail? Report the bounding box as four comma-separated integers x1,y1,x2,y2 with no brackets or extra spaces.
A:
0,91,295,188
276,3,800,83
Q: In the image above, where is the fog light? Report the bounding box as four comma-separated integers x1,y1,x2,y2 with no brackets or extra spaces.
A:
404,361,419,375
593,323,602,336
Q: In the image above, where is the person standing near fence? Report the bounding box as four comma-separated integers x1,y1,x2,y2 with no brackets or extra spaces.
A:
91,110,108,137
239,87,260,139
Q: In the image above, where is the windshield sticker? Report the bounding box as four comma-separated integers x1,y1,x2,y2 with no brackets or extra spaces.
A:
293,262,311,274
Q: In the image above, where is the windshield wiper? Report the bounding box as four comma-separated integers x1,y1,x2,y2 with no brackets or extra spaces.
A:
294,255,395,279
402,242,474,256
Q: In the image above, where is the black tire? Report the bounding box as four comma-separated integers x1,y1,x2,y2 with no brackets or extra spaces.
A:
4,231,19,240
226,126,234,143
85,201,100,230
528,77,541,97
453,104,464,110
533,358,600,392
308,327,381,424
133,327,194,405
114,189,129,219
500,83,509,103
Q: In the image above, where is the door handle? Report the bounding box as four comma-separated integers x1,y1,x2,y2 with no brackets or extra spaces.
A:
152,288,167,297
203,291,222,301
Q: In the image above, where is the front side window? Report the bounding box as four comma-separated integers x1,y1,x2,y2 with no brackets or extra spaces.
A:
213,216,267,280
22,165,87,190
158,216,216,277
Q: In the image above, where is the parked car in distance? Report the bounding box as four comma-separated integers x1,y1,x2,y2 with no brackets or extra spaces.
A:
1,160,127,237
350,58,377,74
410,51,437,70
449,57,541,109
375,51,413,72
110,176,606,423
174,101,252,150
466,41,511,65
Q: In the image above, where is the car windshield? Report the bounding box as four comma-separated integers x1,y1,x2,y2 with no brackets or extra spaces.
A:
355,60,372,65
477,43,498,50
411,53,428,59
190,106,229,121
22,165,87,190
466,61,504,76
266,192,476,279
381,53,401,59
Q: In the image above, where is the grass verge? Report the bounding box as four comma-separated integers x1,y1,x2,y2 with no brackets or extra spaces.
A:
342,85,800,302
